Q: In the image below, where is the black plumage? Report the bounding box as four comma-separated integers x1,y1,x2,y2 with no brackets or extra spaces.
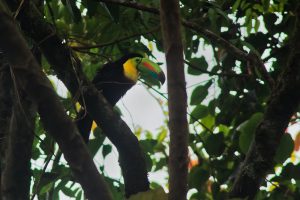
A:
76,53,142,142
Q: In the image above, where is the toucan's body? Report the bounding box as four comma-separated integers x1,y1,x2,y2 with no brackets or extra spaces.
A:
76,53,165,142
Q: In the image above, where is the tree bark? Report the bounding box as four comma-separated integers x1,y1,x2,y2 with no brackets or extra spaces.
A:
0,58,13,200
1,83,35,200
160,1,189,200
0,12,113,200
4,1,149,197
229,6,300,199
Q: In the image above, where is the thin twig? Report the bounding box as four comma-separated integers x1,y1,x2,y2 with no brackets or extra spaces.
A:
71,26,160,50
13,0,24,19
30,153,54,200
46,0,57,29
98,0,159,14
184,60,250,78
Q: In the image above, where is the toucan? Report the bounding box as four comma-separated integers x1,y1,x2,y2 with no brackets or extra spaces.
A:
76,53,165,142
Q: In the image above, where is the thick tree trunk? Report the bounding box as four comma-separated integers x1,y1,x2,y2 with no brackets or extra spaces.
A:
229,7,300,200
0,58,13,200
160,0,189,199
1,87,35,200
0,12,113,200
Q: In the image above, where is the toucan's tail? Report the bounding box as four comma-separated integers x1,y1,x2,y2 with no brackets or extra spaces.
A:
76,109,93,143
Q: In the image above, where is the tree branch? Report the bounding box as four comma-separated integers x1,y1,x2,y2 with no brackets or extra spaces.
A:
5,1,149,197
98,0,159,14
160,0,189,199
0,12,113,200
71,26,160,50
229,6,300,199
97,0,274,87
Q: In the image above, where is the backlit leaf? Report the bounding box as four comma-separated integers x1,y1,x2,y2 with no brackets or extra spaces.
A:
274,134,294,164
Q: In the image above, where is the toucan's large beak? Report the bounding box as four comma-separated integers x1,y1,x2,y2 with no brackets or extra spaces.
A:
158,71,166,85
137,58,165,87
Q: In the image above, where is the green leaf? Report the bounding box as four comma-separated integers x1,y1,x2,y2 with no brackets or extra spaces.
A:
102,144,112,158
157,128,167,143
238,113,263,153
188,166,210,190
93,127,105,140
187,57,208,75
201,114,215,130
61,185,76,197
232,0,241,12
40,135,53,154
190,81,212,105
65,0,81,23
190,105,209,123
154,158,166,171
140,139,157,154
262,0,270,12
88,138,103,157
104,3,120,23
274,134,294,163
76,191,83,200
32,145,41,160
145,153,153,171
204,133,225,157
39,182,54,195
254,19,260,32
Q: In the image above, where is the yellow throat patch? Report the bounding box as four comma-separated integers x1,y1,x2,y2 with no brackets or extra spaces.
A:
123,59,139,82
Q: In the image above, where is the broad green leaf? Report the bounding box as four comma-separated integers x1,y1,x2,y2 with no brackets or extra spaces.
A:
140,139,157,154
61,185,76,197
232,0,241,12
88,138,103,157
190,105,209,123
201,114,215,130
190,85,209,105
238,113,263,153
190,81,211,105
204,133,225,157
157,128,167,143
93,127,105,140
102,144,112,158
274,134,294,163
188,166,210,190
187,57,208,75
154,158,166,171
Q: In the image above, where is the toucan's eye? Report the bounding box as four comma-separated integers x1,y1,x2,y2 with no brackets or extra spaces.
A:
135,58,141,62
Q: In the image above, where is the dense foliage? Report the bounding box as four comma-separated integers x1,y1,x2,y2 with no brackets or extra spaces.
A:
1,0,300,199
